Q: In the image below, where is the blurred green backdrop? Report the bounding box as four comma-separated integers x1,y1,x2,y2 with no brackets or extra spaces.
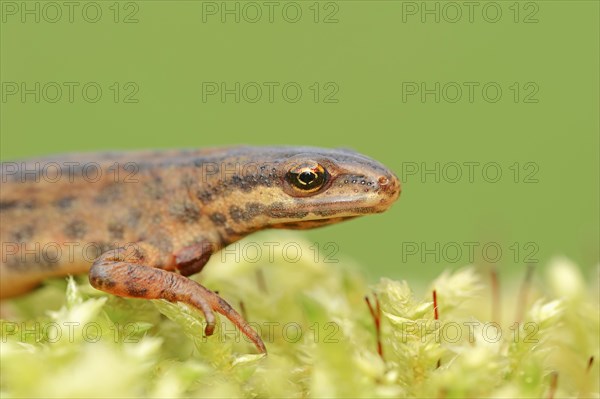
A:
1,1,598,283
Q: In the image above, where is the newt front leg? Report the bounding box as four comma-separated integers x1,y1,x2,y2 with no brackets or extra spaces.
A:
88,242,266,353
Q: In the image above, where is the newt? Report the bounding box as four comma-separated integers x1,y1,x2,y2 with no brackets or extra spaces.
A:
0,146,401,353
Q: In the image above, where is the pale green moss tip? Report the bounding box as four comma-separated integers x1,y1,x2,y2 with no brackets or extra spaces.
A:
1,235,598,398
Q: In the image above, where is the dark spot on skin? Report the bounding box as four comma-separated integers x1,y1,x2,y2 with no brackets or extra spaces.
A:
267,202,308,219
89,266,117,290
196,189,214,204
296,210,309,218
314,209,339,217
229,206,244,223
168,200,201,224
209,212,227,226
127,208,142,227
101,278,117,289
64,220,87,240
95,184,121,204
88,271,101,288
107,222,125,240
37,245,61,269
228,202,265,223
256,174,273,187
54,196,75,209
144,176,164,200
279,222,302,228
353,206,378,214
222,168,278,193
232,174,261,193
12,225,34,242
245,202,265,220
231,175,244,187
267,202,287,218
0,200,18,211
2,199,37,210
159,289,175,302
126,284,148,297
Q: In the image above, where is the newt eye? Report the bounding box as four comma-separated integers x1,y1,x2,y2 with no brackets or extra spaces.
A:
285,162,327,193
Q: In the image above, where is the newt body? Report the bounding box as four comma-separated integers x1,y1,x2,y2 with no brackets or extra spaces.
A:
0,146,400,352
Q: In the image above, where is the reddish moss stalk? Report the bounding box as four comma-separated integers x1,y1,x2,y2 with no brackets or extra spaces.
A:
547,371,558,399
515,263,535,323
365,293,383,360
434,290,441,369
490,266,501,324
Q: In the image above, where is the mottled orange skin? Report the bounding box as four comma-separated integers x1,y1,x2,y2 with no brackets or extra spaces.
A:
0,146,400,352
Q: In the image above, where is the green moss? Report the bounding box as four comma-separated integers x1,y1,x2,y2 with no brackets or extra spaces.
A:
1,235,598,398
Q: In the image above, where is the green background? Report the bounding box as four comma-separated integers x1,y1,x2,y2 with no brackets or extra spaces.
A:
1,0,598,283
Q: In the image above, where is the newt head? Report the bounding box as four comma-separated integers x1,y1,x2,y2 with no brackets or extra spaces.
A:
211,146,401,231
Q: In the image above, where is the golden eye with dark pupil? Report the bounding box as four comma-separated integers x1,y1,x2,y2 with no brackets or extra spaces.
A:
298,170,317,186
286,164,327,191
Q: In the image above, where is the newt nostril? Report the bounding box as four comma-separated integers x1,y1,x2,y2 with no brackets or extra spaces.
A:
378,176,390,186
377,174,401,199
